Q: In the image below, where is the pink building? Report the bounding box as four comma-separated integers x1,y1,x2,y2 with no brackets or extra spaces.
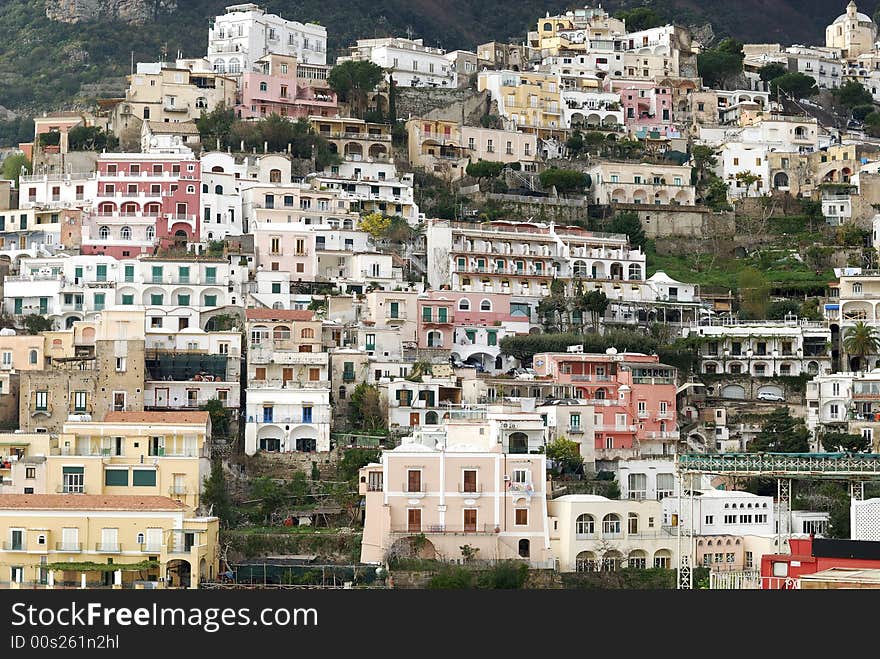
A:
252,225,317,282
416,296,456,349
532,352,678,457
237,54,337,120
84,154,201,259
613,81,674,133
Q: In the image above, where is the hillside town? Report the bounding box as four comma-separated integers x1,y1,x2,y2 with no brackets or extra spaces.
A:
3,2,880,590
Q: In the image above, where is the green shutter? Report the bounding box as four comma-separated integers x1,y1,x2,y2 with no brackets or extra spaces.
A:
179,266,190,282
205,267,217,283
94,293,105,311
104,469,128,486
132,470,157,487
122,294,134,306
178,294,190,306
62,466,84,475
422,306,432,321
150,294,164,305
124,265,134,282
438,307,448,323
204,295,217,306
487,330,497,346
151,266,163,281
96,264,107,281
272,283,281,294
14,299,21,315
465,330,476,342
74,267,83,280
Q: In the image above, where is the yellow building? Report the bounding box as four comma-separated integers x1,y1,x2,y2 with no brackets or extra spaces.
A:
478,70,565,137
826,2,877,59
49,411,211,511
0,494,218,588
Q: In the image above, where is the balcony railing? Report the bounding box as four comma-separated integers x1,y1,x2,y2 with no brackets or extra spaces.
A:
458,484,483,495
2,542,25,551
95,543,121,553
55,543,83,552
140,543,164,554
403,482,427,496
168,486,189,496
390,524,499,535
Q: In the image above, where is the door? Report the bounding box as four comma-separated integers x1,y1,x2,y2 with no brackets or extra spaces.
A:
10,529,22,551
145,528,162,553
61,527,79,552
407,509,421,533
464,509,477,532
155,388,169,407
407,469,421,493
409,412,420,427
463,470,477,493
184,532,195,552
173,474,186,497
101,528,118,552
390,302,399,319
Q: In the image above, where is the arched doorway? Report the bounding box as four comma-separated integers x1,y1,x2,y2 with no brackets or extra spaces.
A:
509,432,528,454
166,559,191,588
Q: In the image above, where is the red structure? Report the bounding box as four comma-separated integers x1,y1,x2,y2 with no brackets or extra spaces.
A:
761,537,880,589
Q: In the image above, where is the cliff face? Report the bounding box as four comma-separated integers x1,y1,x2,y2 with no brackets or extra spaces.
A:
45,0,178,25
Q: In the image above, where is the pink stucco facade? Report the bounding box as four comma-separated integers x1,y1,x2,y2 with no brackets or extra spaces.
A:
617,83,673,131
532,352,677,451
91,156,202,253
253,229,317,281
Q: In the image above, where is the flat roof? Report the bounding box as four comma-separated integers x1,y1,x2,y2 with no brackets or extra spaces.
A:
0,495,186,511
102,411,210,424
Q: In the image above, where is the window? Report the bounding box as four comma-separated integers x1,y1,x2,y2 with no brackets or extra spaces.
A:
105,469,128,486
627,513,639,534
514,508,528,525
602,513,621,536
35,391,48,411
513,469,528,484
628,473,647,500
73,391,88,412
462,469,477,493
132,470,157,487
25,467,35,480
745,551,754,568
705,515,714,525
480,299,492,312
122,294,134,306
576,514,594,536
62,466,84,493
406,469,422,493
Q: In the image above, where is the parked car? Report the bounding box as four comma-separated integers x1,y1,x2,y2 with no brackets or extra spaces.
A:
757,391,785,402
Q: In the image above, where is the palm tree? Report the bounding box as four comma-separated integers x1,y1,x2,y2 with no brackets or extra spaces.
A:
843,321,880,371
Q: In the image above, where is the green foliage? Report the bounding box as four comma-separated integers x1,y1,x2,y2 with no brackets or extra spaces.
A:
1,153,31,183
832,79,874,109
466,159,506,180
38,131,60,147
196,103,236,146
748,407,809,453
67,125,117,151
0,118,34,149
23,314,53,334
843,321,879,371
702,174,732,211
758,62,787,82
202,460,234,527
608,211,646,249
328,60,384,118
697,39,744,88
250,477,288,523
358,211,392,238
426,561,528,589
201,398,231,438
44,560,159,573
427,565,476,589
852,103,876,121
539,167,590,195
820,432,871,453
561,568,675,589
479,114,502,129
737,267,769,319
500,329,667,366
336,448,380,482
614,8,664,31
837,222,869,246
565,129,584,156
347,383,386,434
766,299,801,320
545,437,584,475
770,72,818,98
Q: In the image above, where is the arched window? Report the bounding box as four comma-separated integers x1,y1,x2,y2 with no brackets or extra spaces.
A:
259,82,268,92
338,386,346,400
654,549,672,568
273,325,291,341
458,299,470,311
99,226,110,240
480,299,492,312
202,184,209,193
425,411,439,424
269,169,282,183
29,350,37,365
518,539,530,558
228,58,240,74
508,432,528,454
214,60,226,74
427,330,443,347
628,264,642,280
214,185,223,195
602,513,621,536
137,532,144,544
120,226,131,241
301,327,315,339
628,550,647,569
576,551,596,572
146,226,155,241
575,513,594,536
602,550,622,572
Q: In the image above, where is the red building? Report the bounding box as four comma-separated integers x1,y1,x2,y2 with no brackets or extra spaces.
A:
83,154,201,258
532,351,678,457
761,537,880,589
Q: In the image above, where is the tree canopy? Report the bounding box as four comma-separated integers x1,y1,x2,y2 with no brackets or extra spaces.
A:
328,60,384,118
1,153,30,184
697,39,744,88
769,72,818,99
749,408,810,453
832,79,874,109
608,211,647,250
539,167,590,195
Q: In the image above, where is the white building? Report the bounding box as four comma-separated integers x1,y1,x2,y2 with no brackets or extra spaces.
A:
337,37,458,88
786,46,844,90
207,3,327,74
17,172,97,211
662,489,777,537
683,319,832,378
200,152,246,239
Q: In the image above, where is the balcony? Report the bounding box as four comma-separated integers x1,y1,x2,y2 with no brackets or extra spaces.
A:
458,484,483,497
168,485,189,496
390,524,499,535
403,482,427,498
55,485,86,493
567,425,584,434
95,543,121,553
55,543,82,552
2,542,25,551
164,103,189,113
167,544,203,555
140,543,164,554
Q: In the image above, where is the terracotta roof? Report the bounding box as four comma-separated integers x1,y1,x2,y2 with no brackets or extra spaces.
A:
246,309,315,322
102,411,210,425
0,495,186,511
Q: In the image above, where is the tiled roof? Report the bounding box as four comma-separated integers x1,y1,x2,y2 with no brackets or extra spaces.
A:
0,495,186,511
246,309,315,322
102,411,210,425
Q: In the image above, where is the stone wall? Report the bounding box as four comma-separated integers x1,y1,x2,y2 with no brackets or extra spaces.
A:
611,203,736,239
397,88,490,125
483,193,590,224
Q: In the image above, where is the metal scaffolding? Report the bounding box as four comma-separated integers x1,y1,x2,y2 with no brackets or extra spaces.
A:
675,452,880,589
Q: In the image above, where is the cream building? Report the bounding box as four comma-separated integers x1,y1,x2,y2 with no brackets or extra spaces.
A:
359,437,553,566
547,495,676,572
49,411,211,512
478,70,565,136
0,494,217,588
826,2,877,59
587,161,696,205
